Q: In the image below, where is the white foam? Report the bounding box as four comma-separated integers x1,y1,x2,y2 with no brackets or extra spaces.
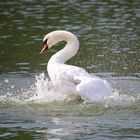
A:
28,73,68,103
103,89,136,107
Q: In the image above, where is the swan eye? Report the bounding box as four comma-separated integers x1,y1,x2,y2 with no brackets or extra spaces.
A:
43,39,48,45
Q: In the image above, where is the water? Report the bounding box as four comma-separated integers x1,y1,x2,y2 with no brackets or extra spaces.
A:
0,0,140,139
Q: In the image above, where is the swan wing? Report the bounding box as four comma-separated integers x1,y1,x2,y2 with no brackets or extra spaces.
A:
49,64,112,102
60,66,112,102
76,77,112,102
49,64,90,94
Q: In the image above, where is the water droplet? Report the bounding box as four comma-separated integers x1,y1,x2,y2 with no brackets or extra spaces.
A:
4,79,9,83
11,85,15,89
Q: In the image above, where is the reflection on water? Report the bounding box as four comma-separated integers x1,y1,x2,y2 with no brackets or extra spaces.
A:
0,0,140,140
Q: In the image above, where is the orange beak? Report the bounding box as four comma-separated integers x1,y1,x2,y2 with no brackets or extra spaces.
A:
40,44,48,54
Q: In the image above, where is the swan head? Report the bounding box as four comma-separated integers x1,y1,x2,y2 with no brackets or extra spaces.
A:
40,30,78,54
40,32,53,54
40,30,66,54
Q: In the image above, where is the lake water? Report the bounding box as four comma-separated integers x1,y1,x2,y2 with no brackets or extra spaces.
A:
0,0,140,139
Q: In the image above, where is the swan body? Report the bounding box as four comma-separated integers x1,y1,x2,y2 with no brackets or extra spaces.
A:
40,30,112,102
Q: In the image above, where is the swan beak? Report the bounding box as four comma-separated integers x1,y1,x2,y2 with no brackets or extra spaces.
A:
40,44,48,54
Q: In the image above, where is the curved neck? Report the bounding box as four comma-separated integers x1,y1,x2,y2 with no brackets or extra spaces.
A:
48,34,79,64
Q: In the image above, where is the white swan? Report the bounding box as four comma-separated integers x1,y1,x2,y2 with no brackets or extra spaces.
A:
40,30,112,102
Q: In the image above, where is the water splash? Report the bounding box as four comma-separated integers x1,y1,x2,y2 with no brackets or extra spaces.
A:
28,73,139,106
28,73,69,103
0,73,139,108
104,89,136,107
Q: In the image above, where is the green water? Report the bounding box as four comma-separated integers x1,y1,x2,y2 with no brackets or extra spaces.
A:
0,0,140,139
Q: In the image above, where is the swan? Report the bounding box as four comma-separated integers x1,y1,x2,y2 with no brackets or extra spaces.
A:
40,30,112,102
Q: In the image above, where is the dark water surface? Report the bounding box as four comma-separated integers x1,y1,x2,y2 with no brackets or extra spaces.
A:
0,0,140,139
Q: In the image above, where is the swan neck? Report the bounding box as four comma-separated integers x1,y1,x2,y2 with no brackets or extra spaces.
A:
49,34,79,64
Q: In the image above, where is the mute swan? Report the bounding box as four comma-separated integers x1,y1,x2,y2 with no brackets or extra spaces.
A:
40,30,112,102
